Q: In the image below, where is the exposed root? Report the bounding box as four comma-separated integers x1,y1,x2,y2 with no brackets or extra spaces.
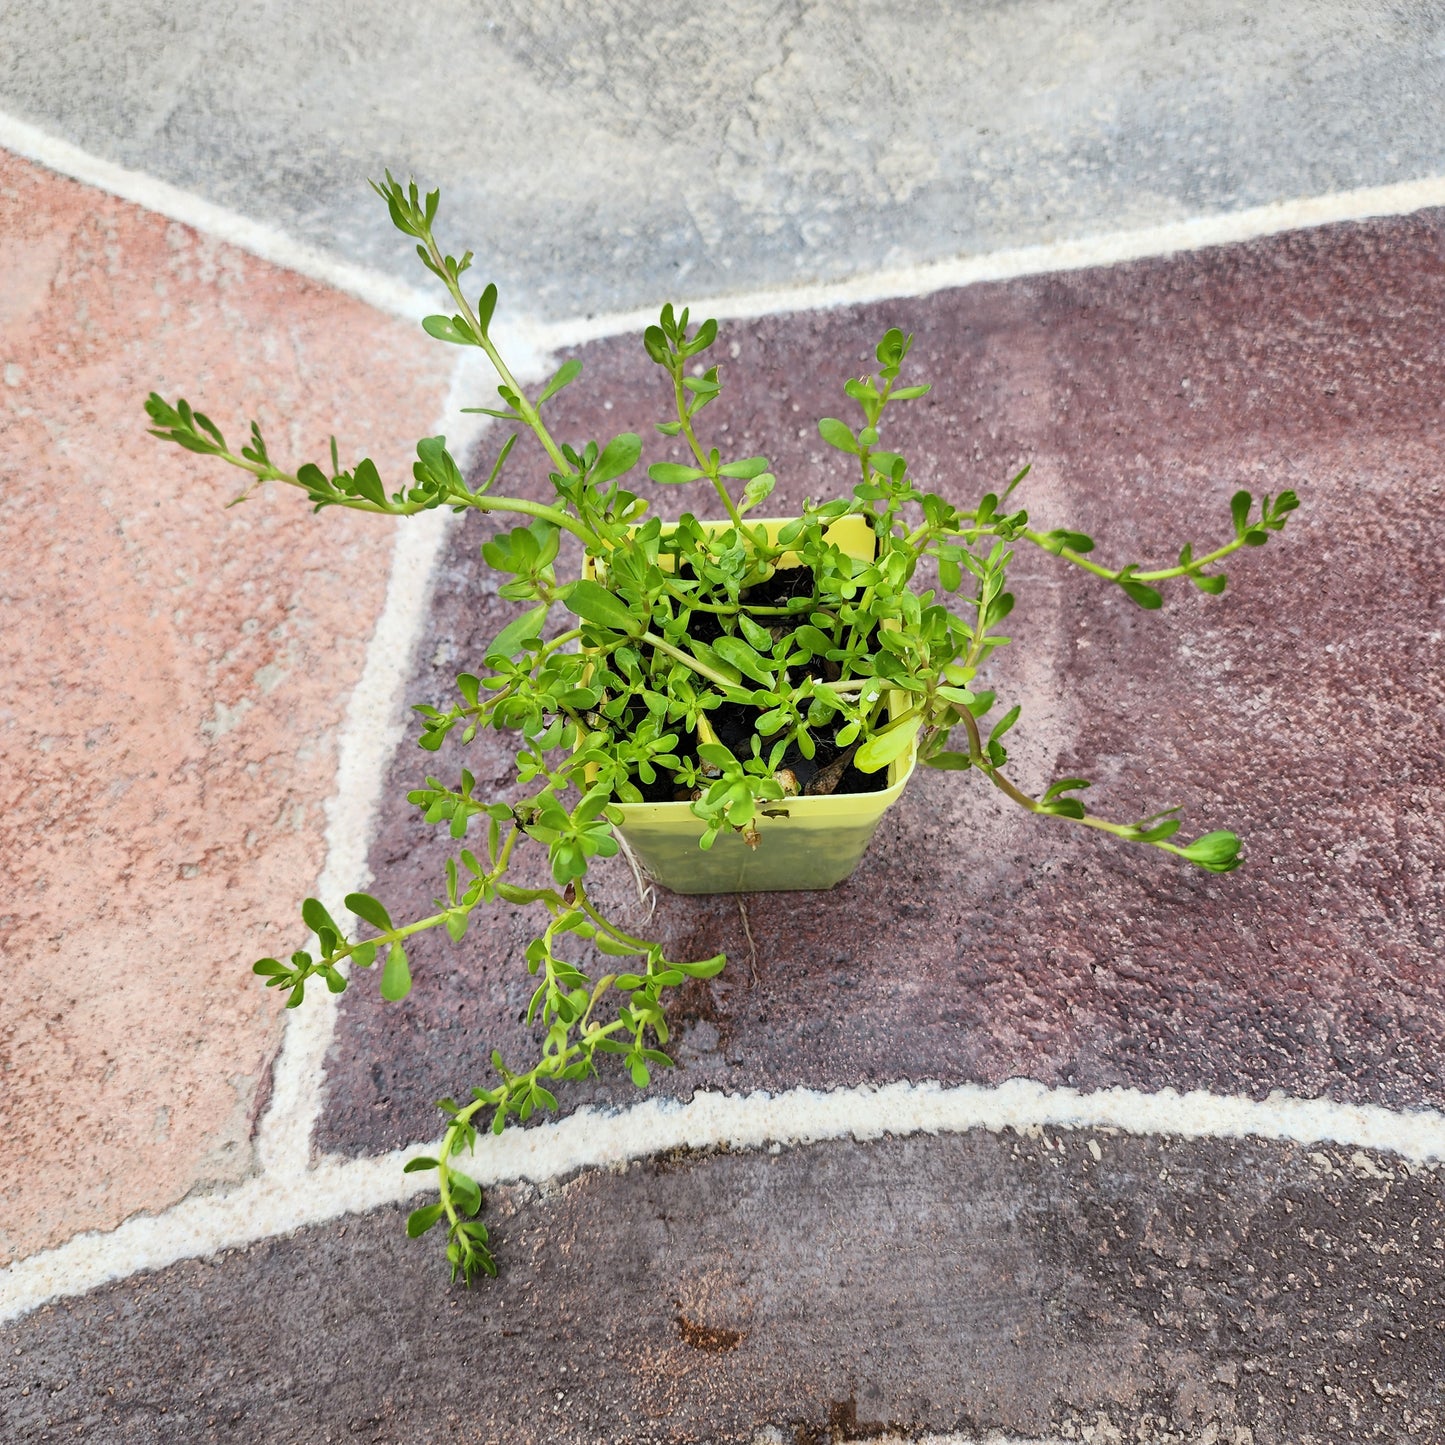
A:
614,830,656,924
736,893,758,986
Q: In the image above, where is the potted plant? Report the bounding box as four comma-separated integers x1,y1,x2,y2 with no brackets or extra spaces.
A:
145,175,1298,1282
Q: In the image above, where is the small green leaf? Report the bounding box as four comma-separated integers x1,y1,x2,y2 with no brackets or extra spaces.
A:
1036,528,1094,556
381,942,412,1001
1117,576,1163,610
484,602,550,661
1132,819,1181,843
922,750,972,770
345,893,393,933
676,953,727,979
736,615,774,653
403,1156,439,1173
792,626,835,658
988,705,1022,746
475,283,498,334
1040,797,1086,819
448,1170,482,1217
718,456,771,479
537,358,581,403
712,636,775,684
854,716,922,773
1179,830,1242,872
647,462,705,485
348,458,389,509
422,314,474,346
592,433,642,485
301,897,338,941
1230,490,1253,536
740,473,776,512
984,591,1014,627
686,641,742,685
563,579,640,635
936,685,976,707
406,1203,445,1237
817,418,859,454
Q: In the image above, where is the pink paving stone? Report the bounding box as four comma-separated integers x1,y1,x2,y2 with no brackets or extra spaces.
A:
0,149,454,1263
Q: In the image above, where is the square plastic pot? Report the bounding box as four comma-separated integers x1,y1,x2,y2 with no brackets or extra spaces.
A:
593,514,917,894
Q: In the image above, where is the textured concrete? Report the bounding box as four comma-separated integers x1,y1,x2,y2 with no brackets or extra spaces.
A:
319,208,1444,1156
5,1131,1442,1443
6,10,1445,1434
3,4,1445,317
0,148,453,1262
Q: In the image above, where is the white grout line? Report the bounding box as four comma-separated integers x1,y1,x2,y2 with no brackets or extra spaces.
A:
5,1076,1443,1323
255,350,512,1180
252,498,454,1178
0,110,435,320
7,105,1445,348
527,174,1445,349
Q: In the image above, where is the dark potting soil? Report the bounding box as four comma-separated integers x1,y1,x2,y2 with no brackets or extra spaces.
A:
629,563,887,803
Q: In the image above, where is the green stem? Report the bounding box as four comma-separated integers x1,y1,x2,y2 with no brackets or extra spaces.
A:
420,237,573,481
670,365,746,534
577,897,652,953
953,708,1187,853
435,1004,631,1233
214,443,604,550
1021,528,1244,583
640,630,738,689
469,495,601,548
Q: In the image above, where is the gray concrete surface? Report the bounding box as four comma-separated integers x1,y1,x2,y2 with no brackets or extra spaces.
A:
7,1131,1442,1443
4,2,1445,317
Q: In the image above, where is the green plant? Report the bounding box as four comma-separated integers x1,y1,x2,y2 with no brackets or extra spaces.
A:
146,175,1298,1282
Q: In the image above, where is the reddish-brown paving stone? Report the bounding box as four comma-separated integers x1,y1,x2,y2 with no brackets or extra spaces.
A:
317,209,1445,1157
0,148,453,1262
3,1131,1442,1443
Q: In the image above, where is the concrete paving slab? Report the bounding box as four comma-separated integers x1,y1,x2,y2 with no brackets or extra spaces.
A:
3,1130,1441,1443
3,4,1444,317
318,208,1443,1156
0,149,453,1262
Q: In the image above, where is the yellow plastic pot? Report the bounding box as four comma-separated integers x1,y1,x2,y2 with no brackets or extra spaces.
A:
592,515,917,894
